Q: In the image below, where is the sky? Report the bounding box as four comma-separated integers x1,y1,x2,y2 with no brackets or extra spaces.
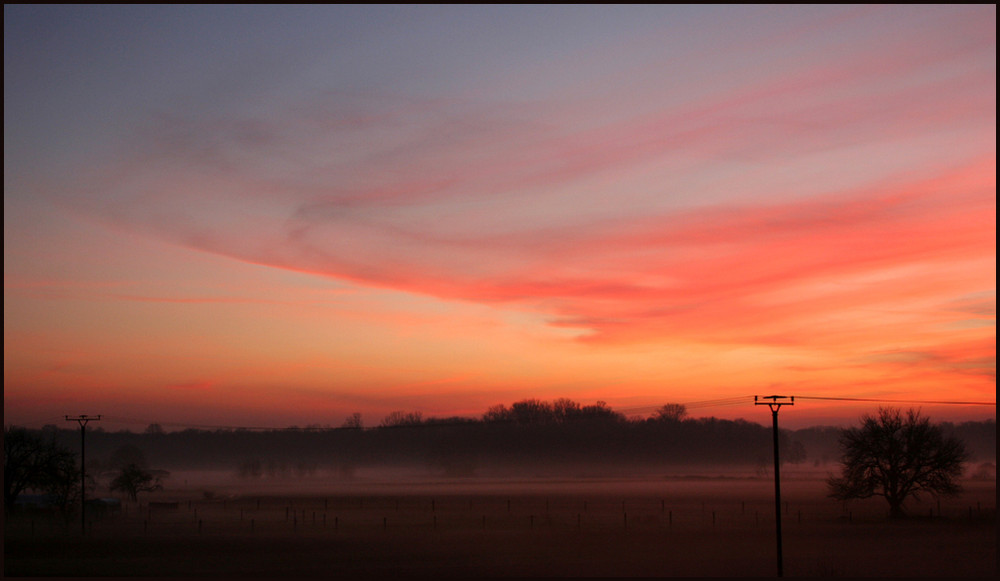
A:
4,5,995,431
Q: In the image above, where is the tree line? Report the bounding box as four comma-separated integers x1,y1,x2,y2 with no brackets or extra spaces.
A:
15,401,794,477
10,399,994,481
7,401,992,519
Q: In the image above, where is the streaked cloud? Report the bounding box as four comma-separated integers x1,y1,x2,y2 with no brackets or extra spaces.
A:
4,5,994,427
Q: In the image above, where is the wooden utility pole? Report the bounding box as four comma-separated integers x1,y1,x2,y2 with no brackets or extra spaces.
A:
755,396,793,577
66,415,101,535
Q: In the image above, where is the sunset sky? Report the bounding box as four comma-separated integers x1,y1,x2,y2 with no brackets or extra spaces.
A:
4,5,995,430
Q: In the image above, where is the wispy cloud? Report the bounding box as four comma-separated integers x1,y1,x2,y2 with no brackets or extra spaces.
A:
6,5,993,426
66,60,995,351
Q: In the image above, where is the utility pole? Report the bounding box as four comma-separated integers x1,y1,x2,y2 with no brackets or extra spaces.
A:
755,396,793,577
66,415,101,535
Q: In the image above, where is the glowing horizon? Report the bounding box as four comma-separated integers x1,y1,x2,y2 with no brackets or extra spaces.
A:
4,5,995,431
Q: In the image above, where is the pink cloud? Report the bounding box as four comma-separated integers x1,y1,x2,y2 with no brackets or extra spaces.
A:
153,157,993,360
60,17,992,371
82,97,994,344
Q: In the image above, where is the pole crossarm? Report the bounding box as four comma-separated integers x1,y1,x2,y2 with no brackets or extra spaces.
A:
754,395,794,412
65,414,102,426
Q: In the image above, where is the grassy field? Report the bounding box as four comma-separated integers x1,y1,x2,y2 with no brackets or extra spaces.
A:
5,474,995,577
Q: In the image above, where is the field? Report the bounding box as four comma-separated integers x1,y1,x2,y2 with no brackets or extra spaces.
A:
5,471,996,577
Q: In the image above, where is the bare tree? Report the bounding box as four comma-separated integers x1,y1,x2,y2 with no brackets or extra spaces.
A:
508,399,554,424
109,464,166,502
341,413,363,429
3,425,78,511
42,453,85,517
482,404,511,423
578,401,623,422
107,445,168,502
652,403,688,422
380,411,423,427
827,408,968,517
552,398,582,422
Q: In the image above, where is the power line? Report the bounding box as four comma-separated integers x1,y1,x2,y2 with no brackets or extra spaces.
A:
12,395,994,434
100,415,331,431
795,396,995,406
619,395,756,415
626,395,995,412
9,415,70,428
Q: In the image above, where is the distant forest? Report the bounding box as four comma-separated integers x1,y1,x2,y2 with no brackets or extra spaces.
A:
22,399,996,479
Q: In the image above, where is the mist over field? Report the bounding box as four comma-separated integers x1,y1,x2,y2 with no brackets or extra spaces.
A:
26,408,997,484
7,408,996,577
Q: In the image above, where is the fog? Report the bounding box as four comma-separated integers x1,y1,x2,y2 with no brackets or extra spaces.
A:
9,414,995,576
9,464,995,577
38,414,993,482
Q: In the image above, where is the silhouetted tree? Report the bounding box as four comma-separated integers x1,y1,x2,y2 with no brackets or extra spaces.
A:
827,408,968,518
109,463,166,501
380,411,423,427
783,439,807,465
509,399,554,424
42,453,85,517
106,444,168,501
341,413,363,429
481,398,623,427
578,401,623,422
552,398,582,422
482,404,512,423
652,403,688,422
3,425,78,511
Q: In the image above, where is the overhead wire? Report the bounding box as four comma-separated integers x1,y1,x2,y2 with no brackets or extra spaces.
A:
7,415,70,428
12,395,993,433
794,396,995,406
99,415,317,431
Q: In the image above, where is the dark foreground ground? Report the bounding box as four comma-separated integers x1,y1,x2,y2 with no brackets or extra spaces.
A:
5,476,996,577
